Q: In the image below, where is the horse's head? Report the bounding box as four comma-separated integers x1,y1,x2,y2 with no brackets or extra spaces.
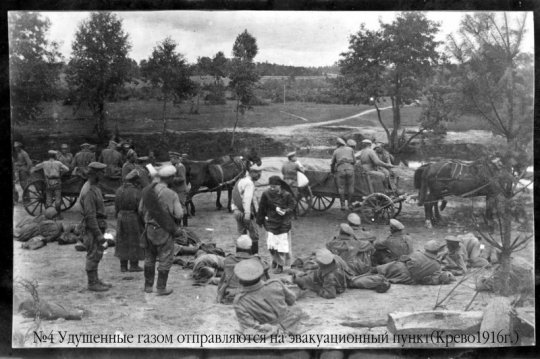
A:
245,148,262,167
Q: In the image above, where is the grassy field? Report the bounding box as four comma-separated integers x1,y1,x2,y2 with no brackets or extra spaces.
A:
28,100,370,135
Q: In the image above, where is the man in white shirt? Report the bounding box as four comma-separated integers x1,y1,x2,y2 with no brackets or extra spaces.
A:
231,164,263,254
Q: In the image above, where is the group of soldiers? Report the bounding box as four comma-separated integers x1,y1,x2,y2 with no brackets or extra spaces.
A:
13,138,496,335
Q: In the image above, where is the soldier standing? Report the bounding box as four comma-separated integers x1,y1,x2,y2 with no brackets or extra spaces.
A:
80,162,111,292
281,151,304,197
32,150,69,219
330,137,356,210
56,144,73,169
121,149,138,180
72,143,96,173
139,165,183,296
13,141,33,191
99,140,123,177
169,151,189,226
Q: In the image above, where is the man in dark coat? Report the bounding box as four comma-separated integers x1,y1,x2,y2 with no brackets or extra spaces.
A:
72,143,96,172
256,175,296,274
114,169,145,272
99,140,123,177
233,259,307,334
80,162,111,292
217,235,269,304
330,137,356,210
372,219,413,266
139,165,183,295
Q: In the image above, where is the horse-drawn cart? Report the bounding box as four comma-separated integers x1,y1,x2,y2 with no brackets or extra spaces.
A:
22,169,125,217
295,168,407,224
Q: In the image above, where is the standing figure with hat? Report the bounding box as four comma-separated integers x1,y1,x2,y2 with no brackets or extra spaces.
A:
357,139,394,190
31,150,69,219
281,151,305,198
13,141,33,192
99,140,123,177
114,169,145,273
80,162,111,292
233,258,307,334
372,219,413,266
71,143,96,174
217,235,270,304
374,240,455,285
169,151,189,227
232,164,263,254
256,175,296,274
330,137,356,210
326,223,375,276
440,234,490,275
56,144,73,170
139,164,184,295
121,149,138,180
292,248,351,299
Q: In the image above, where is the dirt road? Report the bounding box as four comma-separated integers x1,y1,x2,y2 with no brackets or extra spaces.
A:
12,157,533,349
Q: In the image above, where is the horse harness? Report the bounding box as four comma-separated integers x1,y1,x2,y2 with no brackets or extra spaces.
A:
207,156,247,192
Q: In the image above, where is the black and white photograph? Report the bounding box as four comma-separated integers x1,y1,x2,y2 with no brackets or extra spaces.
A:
9,10,535,349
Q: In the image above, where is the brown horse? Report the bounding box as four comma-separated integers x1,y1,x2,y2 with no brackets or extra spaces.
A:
184,148,262,215
413,157,503,228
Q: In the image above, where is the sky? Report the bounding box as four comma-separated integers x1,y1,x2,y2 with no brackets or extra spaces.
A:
25,11,536,67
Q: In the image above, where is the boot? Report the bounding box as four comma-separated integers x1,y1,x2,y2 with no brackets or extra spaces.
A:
177,245,199,256
129,261,143,272
120,260,128,272
96,271,112,288
144,266,155,293
156,270,173,296
182,214,188,227
347,195,354,210
251,240,259,254
340,196,346,211
87,270,109,292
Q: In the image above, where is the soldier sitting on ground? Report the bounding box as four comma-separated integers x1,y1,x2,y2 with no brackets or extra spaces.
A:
233,258,308,335
326,223,374,276
440,234,490,276
372,219,413,266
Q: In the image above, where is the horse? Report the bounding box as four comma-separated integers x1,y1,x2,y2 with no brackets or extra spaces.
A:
413,157,504,228
184,148,262,215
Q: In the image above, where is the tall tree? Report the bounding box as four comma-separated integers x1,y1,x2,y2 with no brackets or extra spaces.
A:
448,13,533,296
8,12,62,125
229,30,260,148
141,37,195,137
196,51,229,105
66,12,131,138
338,13,441,157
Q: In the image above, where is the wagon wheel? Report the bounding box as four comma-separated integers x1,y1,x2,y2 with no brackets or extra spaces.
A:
311,194,335,211
60,194,78,212
360,193,395,224
22,179,47,216
394,200,403,217
296,186,313,217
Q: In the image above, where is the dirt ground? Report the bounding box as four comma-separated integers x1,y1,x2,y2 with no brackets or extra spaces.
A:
12,157,534,349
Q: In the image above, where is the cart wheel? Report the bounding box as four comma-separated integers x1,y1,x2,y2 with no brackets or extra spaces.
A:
361,193,395,224
311,195,335,211
394,200,402,217
60,194,78,212
296,187,312,217
22,180,47,216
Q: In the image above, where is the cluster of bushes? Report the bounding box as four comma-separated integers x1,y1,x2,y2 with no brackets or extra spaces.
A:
256,78,344,104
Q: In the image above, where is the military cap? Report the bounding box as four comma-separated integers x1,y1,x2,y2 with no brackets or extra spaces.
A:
444,235,461,243
268,175,285,186
44,207,57,220
122,142,131,148
197,267,216,282
249,163,263,172
109,140,118,147
337,137,346,146
80,143,91,149
48,150,57,156
347,213,361,227
169,151,181,158
126,149,137,158
339,223,355,236
389,219,404,230
286,151,296,158
88,162,107,170
361,139,372,145
61,143,69,149
315,248,334,265
158,164,176,178
182,153,189,158
346,139,357,147
14,141,22,147
236,234,252,250
125,169,140,181
234,258,264,281
424,240,445,253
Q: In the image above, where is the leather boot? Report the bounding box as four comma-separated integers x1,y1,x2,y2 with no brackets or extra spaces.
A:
251,240,259,254
182,214,188,227
144,266,155,293
156,270,173,296
120,260,128,272
347,195,353,210
177,245,199,256
129,261,143,272
87,270,109,292
96,271,112,288
339,196,346,211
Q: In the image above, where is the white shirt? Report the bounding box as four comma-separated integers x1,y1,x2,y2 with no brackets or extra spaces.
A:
231,176,256,215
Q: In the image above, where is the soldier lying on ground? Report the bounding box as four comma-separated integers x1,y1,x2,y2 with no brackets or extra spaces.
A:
326,223,374,276
233,258,308,335
192,250,225,285
440,234,490,275
217,235,269,304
